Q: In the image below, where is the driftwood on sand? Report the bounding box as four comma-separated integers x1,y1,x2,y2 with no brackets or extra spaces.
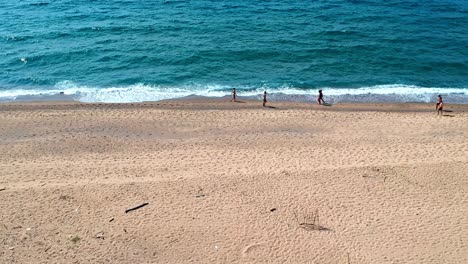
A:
125,203,149,213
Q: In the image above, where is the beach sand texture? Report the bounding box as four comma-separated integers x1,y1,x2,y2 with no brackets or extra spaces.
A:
1,101,467,263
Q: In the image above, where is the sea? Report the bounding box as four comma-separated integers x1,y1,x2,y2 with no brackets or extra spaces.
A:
1,0,467,103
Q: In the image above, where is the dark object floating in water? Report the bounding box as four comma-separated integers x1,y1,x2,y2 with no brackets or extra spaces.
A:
125,203,149,213
30,3,49,6
270,208,277,212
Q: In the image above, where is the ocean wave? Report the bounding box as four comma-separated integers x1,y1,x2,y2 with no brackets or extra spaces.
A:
1,82,467,103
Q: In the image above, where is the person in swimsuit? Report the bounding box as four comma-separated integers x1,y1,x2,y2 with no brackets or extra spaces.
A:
231,88,237,102
317,90,324,105
263,91,267,107
436,94,444,115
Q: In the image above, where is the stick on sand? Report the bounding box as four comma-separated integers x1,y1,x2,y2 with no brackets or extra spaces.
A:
125,203,149,213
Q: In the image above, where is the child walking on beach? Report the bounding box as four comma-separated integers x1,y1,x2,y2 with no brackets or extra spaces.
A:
231,88,237,102
317,90,324,105
263,91,267,107
436,94,444,115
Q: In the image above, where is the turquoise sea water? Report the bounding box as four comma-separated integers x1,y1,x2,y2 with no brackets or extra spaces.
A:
1,0,467,103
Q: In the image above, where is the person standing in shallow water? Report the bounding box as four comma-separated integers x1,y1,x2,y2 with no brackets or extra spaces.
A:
317,90,324,105
436,94,444,115
231,88,237,102
263,91,267,107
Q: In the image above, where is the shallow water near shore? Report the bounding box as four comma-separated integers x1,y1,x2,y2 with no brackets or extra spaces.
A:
1,0,467,103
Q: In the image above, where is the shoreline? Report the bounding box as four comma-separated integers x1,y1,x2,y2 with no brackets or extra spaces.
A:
2,86,468,104
2,98,468,114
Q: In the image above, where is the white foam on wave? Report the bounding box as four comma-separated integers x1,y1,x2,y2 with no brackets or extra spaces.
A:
0,81,467,103
57,81,230,103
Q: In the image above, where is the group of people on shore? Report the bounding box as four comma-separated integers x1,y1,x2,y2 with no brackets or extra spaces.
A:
231,88,445,114
231,88,325,107
231,88,270,106
231,88,269,106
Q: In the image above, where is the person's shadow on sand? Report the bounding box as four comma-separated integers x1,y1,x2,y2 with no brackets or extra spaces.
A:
442,110,454,117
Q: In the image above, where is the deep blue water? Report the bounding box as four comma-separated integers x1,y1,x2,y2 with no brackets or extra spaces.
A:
1,0,467,102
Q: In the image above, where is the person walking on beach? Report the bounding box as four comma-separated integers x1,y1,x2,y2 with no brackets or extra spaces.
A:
231,88,237,102
317,90,324,105
263,91,267,107
436,94,444,115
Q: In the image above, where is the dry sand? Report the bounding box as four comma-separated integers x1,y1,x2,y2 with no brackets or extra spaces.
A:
0,100,467,263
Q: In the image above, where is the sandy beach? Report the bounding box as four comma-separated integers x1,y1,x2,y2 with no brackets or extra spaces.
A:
0,100,467,263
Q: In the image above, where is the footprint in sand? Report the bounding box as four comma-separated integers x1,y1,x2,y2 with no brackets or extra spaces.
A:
242,242,268,258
